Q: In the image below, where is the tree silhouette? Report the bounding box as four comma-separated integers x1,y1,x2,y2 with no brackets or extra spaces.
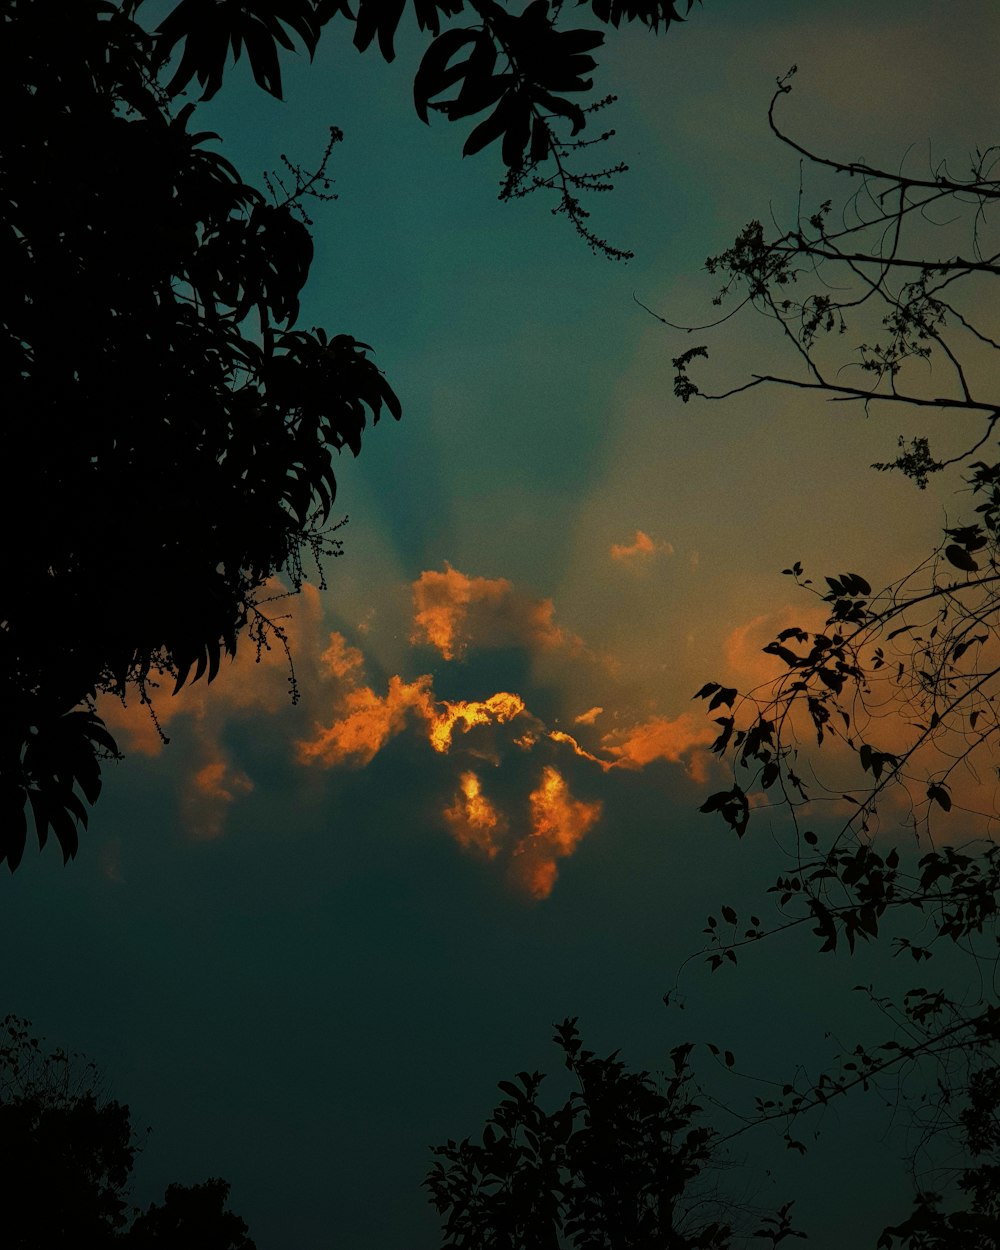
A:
646,70,1000,1242
0,1014,256,1250
425,1018,753,1249
3,0,699,870
125,1179,256,1250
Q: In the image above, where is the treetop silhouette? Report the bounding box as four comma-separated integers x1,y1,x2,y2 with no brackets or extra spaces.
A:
0,1013,257,1249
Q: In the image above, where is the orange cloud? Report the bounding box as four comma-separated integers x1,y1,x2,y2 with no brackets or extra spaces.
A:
297,645,527,767
297,674,435,767
96,582,330,845
181,758,254,841
722,605,829,692
574,705,603,725
549,729,612,771
320,632,365,680
427,692,526,754
548,713,715,782
610,530,673,562
601,713,715,775
511,766,603,899
411,566,581,660
443,771,506,859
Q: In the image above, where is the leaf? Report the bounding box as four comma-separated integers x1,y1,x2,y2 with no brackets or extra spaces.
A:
708,685,738,711
413,27,480,123
926,782,952,812
945,544,979,572
500,94,533,168
463,94,518,158
447,32,502,120
353,0,407,61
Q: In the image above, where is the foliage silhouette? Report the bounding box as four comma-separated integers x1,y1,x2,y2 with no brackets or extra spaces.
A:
0,1014,256,1249
3,0,699,869
425,1017,760,1249
124,1179,257,1249
150,0,701,258
644,70,1000,1242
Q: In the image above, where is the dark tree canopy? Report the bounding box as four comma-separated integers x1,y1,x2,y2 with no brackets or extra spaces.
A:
425,1018,746,1249
125,1179,256,1250
1,0,698,870
0,1014,256,1249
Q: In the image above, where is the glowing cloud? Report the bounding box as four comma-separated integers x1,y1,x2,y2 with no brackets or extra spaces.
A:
601,713,715,776
427,692,526,754
443,771,506,859
511,766,603,899
181,758,254,841
297,674,435,767
411,565,581,659
297,655,526,766
320,632,365,680
574,706,604,725
610,530,673,563
548,729,612,771
548,714,714,782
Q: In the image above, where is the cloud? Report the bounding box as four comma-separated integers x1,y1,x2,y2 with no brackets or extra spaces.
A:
715,604,1000,838
297,674,436,768
722,606,826,691
610,530,673,563
98,581,327,842
92,564,727,885
182,758,254,841
440,764,603,899
600,713,715,779
547,713,715,783
443,771,506,859
510,766,603,900
427,692,526,755
297,637,528,766
320,632,365,680
411,565,582,660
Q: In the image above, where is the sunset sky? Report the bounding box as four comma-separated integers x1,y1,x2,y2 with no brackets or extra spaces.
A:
4,2,998,1246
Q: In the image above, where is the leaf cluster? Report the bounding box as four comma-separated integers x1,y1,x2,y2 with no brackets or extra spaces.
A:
2,1,401,867
426,1017,734,1249
150,0,700,259
0,1015,256,1249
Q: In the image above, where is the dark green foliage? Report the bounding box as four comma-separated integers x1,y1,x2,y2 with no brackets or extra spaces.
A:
426,1018,734,1249
126,1179,257,1249
1,0,399,868
0,1015,256,1249
0,1023,137,1250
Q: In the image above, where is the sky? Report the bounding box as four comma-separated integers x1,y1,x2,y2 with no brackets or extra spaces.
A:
4,2,999,1247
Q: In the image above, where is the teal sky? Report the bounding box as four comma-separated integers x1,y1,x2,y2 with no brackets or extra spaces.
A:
4,2,999,1246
